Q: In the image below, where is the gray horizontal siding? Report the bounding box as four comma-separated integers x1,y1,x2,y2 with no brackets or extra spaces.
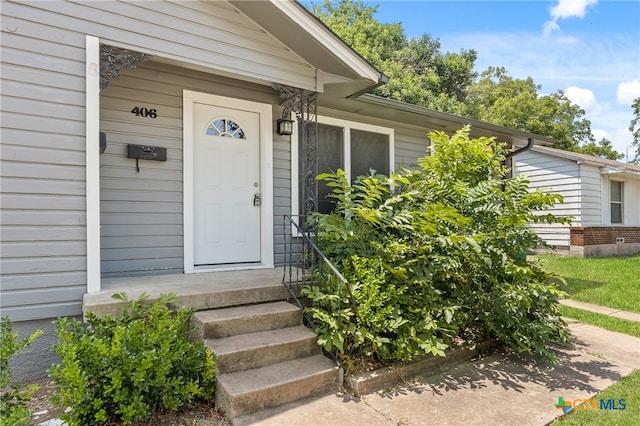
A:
1,0,312,320
516,151,579,176
273,112,293,265
1,301,85,323
1,44,85,79
1,212,85,235
1,194,85,211
624,178,640,225
1,61,84,90
100,225,183,237
530,225,570,248
2,256,86,276
1,271,87,292
1,158,85,181
0,14,87,320
2,241,86,258
99,61,282,277
516,151,581,247
580,165,603,225
2,0,317,91
2,286,86,307
1,226,85,242
395,130,430,170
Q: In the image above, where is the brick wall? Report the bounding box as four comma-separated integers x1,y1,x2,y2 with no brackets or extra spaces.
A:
570,226,640,246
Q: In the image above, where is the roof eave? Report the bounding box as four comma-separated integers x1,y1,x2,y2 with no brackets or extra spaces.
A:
357,94,557,145
229,0,385,86
532,146,640,173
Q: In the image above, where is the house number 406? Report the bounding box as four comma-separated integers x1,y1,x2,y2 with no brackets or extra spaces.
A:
131,106,157,118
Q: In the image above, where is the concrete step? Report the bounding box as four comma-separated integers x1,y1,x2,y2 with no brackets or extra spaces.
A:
84,270,338,420
191,301,302,340
207,325,320,374
83,269,301,318
215,354,340,418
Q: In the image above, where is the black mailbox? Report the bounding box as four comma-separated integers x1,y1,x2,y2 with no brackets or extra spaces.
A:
127,144,167,161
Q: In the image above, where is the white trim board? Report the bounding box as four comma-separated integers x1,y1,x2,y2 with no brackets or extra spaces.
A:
183,90,274,273
86,35,101,294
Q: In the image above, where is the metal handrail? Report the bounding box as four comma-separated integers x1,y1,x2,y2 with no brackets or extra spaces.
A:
282,215,357,363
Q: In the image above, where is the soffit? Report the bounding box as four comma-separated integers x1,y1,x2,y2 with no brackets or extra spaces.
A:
533,146,640,173
229,1,555,147
318,87,556,147
229,0,383,85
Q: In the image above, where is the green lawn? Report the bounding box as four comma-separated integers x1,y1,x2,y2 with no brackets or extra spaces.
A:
553,370,640,425
536,254,640,313
539,254,640,426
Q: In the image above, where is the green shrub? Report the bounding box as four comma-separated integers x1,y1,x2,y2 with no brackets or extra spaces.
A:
50,292,215,426
1,316,43,426
304,125,570,369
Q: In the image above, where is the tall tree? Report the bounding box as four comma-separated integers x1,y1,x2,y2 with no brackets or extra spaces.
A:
311,0,476,112
311,0,612,155
578,138,624,160
465,67,593,151
629,97,640,164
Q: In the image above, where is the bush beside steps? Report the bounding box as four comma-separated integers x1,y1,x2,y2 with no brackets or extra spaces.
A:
49,292,216,426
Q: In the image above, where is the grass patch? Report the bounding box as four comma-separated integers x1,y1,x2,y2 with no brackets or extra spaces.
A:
536,254,640,313
558,306,640,338
552,369,640,425
540,255,640,425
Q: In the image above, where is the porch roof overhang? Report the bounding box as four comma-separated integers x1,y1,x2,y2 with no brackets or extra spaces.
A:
317,89,557,148
599,166,640,178
532,145,640,175
231,1,554,149
230,0,386,94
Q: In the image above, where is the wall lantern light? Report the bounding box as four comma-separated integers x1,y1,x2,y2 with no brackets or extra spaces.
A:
276,107,295,136
99,132,107,154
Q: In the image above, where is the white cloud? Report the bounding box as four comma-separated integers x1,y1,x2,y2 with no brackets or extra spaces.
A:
613,127,635,161
550,0,597,20
591,127,633,159
441,16,638,162
543,0,598,36
591,128,609,141
564,86,601,114
614,127,633,147
542,21,560,37
556,35,580,45
616,80,640,105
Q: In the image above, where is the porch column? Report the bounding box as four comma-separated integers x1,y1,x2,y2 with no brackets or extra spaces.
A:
277,86,318,220
86,35,101,294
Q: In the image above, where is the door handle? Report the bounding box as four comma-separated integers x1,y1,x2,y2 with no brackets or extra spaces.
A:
253,193,261,206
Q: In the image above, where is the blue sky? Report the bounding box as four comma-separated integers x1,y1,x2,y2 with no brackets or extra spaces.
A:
311,0,640,160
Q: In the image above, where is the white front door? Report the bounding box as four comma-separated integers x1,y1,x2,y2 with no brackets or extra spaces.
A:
193,103,261,265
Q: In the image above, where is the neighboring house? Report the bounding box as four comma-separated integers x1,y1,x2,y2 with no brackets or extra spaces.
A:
515,145,640,257
1,0,553,381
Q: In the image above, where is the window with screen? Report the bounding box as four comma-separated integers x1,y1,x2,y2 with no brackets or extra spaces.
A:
610,180,623,224
315,123,344,213
293,117,394,216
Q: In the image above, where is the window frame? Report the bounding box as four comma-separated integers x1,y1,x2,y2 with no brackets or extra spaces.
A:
291,115,395,219
610,179,624,224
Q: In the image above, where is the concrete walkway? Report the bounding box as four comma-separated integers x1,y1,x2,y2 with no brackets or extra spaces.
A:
559,298,640,322
236,308,640,426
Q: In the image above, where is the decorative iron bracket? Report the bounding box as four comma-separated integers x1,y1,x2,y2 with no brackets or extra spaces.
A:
100,45,148,90
275,85,318,217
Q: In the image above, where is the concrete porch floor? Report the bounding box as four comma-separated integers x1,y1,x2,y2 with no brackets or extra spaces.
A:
83,268,293,318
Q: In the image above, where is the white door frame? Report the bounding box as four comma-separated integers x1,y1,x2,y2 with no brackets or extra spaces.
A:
183,90,274,273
